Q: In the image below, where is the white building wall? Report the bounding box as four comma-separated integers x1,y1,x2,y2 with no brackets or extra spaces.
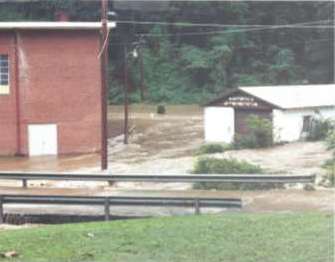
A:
204,107,234,143
273,107,335,142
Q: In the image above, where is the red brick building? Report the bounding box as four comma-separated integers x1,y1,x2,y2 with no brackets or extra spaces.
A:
0,22,115,156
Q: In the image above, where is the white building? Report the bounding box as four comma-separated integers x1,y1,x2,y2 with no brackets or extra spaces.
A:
204,84,335,143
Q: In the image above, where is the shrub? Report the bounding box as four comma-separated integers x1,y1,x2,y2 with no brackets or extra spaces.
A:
156,104,166,114
321,157,335,188
326,129,335,152
234,134,258,149
234,115,273,149
194,143,232,155
320,130,335,187
192,157,282,190
307,118,334,141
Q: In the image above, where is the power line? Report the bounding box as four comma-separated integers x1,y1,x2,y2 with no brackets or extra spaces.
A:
110,38,333,47
113,19,334,37
115,19,333,29
110,20,334,45
135,27,334,37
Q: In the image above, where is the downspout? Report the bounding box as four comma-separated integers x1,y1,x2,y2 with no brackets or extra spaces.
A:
14,30,21,156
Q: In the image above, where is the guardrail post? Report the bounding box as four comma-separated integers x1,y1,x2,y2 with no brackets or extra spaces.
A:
104,198,110,221
22,179,27,188
194,199,200,215
0,196,4,224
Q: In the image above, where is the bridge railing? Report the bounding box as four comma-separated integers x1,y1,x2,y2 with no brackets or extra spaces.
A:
0,195,242,223
0,172,316,188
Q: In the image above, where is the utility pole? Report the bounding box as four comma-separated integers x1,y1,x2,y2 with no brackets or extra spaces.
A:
100,0,109,170
123,45,129,144
139,45,145,101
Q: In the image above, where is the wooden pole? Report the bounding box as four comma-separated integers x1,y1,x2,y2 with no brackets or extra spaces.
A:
139,46,145,101
123,45,129,144
22,179,27,188
104,198,110,221
0,197,4,224
100,0,109,170
14,31,22,156
194,199,200,215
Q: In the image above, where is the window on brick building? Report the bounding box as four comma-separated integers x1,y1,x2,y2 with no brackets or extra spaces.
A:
0,54,9,95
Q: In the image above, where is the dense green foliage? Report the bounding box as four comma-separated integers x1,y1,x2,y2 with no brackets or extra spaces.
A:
307,117,334,141
0,1,333,104
326,129,335,152
193,157,262,174
192,157,281,190
156,104,166,114
194,143,231,155
321,129,335,187
235,115,273,149
0,214,332,262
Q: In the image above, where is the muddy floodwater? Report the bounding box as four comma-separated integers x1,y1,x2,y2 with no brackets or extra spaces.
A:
0,105,334,219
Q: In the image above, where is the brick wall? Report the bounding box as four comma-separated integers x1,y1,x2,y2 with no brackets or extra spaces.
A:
0,32,18,155
0,30,102,155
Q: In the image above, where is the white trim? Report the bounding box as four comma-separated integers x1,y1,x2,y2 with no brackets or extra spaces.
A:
0,22,116,30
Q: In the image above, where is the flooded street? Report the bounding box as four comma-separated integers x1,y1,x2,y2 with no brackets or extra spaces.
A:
1,187,333,218
0,154,99,172
1,105,331,176
0,105,334,221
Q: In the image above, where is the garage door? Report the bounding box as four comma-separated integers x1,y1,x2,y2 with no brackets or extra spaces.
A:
235,109,272,136
204,107,234,143
28,124,58,156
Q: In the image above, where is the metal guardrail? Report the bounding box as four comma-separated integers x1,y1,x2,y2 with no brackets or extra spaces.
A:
0,172,315,188
0,195,242,223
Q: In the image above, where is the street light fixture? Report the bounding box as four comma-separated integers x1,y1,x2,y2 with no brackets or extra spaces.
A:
123,44,139,145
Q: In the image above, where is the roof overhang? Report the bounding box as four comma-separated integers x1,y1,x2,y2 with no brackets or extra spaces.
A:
203,88,283,110
0,22,116,31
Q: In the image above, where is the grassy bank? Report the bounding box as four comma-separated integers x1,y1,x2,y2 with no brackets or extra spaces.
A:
0,213,333,262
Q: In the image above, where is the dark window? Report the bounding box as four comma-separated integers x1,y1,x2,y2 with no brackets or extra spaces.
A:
302,115,312,132
0,54,9,87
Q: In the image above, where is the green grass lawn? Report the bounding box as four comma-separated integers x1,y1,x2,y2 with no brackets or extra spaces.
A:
0,213,333,262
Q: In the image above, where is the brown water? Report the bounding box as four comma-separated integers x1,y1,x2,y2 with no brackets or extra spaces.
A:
0,154,99,172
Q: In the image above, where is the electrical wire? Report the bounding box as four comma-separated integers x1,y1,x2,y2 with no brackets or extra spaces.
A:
98,27,111,58
115,19,333,29
112,19,334,37
109,38,333,48
109,20,334,46
136,24,335,37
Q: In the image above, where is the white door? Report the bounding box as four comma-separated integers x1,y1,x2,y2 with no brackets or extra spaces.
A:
204,107,235,143
28,124,58,156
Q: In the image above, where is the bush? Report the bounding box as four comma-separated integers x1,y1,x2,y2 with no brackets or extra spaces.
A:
156,104,166,114
326,129,335,151
234,115,273,149
234,134,258,149
321,157,335,188
320,130,335,188
320,169,335,188
194,143,232,155
307,118,334,141
192,157,282,190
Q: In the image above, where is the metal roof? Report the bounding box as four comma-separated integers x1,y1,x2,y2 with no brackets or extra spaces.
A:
0,22,116,30
240,84,335,109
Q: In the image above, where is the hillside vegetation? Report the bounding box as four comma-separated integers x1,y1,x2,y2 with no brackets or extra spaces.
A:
0,1,333,104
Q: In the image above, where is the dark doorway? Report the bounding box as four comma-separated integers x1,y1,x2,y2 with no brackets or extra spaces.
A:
234,109,273,137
